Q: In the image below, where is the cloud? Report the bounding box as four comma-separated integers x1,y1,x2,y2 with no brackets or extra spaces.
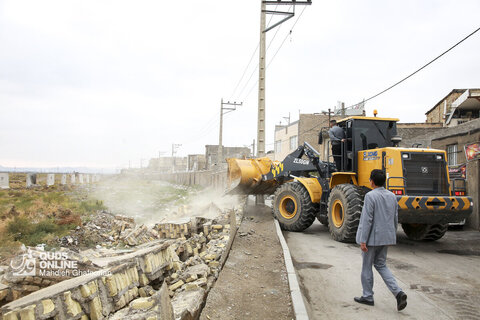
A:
1,0,479,167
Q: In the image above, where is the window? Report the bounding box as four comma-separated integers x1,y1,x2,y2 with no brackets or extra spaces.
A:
352,120,397,151
289,135,298,150
446,144,458,165
275,140,282,153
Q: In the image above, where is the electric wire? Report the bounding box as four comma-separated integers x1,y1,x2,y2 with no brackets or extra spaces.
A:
348,25,480,108
236,23,284,101
241,6,307,102
295,25,480,137
184,5,309,148
267,6,306,69
228,5,279,101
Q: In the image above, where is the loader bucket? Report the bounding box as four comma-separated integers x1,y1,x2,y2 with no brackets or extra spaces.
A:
226,157,278,195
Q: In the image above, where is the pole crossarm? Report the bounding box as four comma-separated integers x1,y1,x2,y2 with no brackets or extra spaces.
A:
262,1,311,4
221,101,242,115
262,1,311,33
263,10,293,15
218,99,243,165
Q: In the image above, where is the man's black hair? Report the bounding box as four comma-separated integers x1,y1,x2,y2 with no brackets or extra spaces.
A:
330,120,337,124
370,169,386,187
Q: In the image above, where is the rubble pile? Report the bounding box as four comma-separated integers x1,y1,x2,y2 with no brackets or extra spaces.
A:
62,212,160,248
0,205,241,320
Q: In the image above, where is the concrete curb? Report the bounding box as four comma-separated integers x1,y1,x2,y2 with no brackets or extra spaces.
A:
274,219,309,320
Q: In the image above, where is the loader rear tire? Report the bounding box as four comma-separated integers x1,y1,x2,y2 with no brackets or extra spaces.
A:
273,181,316,232
327,184,365,243
402,223,448,241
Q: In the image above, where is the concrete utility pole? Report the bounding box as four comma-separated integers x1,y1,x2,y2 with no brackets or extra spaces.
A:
257,0,267,157
171,143,181,173
257,0,312,158
256,0,311,205
218,99,243,167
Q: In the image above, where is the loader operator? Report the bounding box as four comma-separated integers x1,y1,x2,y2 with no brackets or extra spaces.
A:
328,120,345,170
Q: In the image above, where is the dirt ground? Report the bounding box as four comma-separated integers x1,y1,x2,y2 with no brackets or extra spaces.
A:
200,203,294,320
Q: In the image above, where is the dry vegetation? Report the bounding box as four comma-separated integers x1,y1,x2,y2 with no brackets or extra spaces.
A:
0,183,106,261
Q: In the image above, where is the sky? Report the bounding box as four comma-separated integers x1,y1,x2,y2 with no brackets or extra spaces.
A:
1,0,479,169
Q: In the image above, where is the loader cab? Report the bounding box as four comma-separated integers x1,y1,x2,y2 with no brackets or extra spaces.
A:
336,117,399,172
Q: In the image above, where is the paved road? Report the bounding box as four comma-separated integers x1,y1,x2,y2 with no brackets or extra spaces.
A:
284,221,480,320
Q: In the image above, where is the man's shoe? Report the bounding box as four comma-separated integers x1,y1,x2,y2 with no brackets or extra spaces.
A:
354,296,374,306
396,291,407,311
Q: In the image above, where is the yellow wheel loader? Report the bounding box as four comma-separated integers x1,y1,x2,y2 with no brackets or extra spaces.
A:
227,116,473,242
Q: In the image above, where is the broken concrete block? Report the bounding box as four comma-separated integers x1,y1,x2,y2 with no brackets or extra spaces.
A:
168,280,184,291
130,297,154,310
18,305,35,320
184,264,209,279
171,288,205,320
41,299,55,315
64,291,83,318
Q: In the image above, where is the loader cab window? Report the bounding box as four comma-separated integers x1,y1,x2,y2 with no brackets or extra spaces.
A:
352,120,397,152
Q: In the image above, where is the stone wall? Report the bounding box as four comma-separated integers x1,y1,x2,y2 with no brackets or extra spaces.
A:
1,209,240,320
1,242,176,320
397,123,444,148
148,170,227,190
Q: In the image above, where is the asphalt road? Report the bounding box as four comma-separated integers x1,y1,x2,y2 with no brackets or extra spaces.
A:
283,221,480,320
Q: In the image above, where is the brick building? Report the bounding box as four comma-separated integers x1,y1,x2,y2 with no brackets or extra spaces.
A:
426,88,480,126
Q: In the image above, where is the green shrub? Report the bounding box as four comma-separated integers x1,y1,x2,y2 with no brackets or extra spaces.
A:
6,216,34,240
6,217,73,246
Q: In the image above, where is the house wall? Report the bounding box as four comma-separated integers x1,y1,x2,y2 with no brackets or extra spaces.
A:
430,119,480,230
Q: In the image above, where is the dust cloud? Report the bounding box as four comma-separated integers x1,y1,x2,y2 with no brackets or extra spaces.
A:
88,176,242,225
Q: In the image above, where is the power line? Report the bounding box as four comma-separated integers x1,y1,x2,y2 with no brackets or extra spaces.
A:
229,44,259,101
241,6,308,102
229,5,280,101
349,25,480,108
267,6,306,69
296,26,480,137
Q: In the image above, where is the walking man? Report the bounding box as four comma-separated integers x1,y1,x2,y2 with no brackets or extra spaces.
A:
328,120,345,171
355,169,407,311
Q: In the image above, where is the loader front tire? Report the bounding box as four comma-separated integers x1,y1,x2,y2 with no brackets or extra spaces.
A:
273,181,316,232
327,184,365,243
402,223,448,241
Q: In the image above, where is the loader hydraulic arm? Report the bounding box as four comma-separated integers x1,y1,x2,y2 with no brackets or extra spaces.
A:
302,142,326,179
263,142,328,181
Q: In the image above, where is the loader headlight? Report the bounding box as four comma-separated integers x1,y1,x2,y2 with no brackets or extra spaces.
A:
436,154,443,160
402,153,410,159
